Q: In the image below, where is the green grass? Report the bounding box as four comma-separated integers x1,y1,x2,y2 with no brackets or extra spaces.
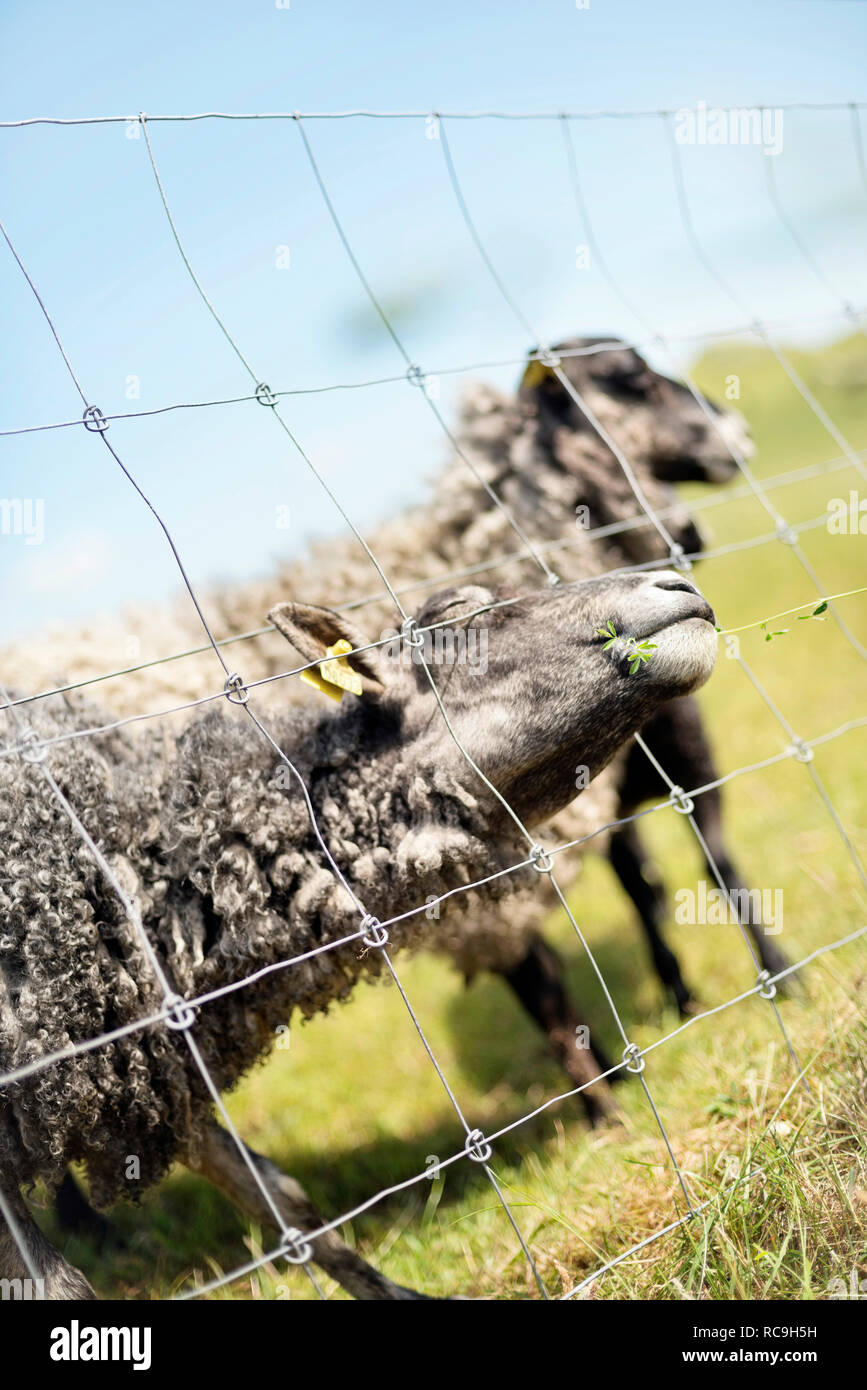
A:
45,334,867,1300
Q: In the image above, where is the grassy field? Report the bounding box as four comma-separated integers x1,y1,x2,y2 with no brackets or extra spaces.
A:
50,335,867,1300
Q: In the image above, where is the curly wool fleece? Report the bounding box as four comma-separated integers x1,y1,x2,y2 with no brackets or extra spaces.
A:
0,690,521,1207
0,357,723,995
0,380,655,983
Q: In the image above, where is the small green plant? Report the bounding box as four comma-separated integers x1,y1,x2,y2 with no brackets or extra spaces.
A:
596,620,658,675
757,601,828,644
796,600,828,621
719,594,850,643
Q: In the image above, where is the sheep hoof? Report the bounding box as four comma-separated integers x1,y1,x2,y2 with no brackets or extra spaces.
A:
678,997,703,1019
772,969,803,1000
581,1088,622,1128
758,943,795,994
588,1104,624,1131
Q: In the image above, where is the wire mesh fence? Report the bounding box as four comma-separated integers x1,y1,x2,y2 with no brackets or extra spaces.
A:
1,102,865,1301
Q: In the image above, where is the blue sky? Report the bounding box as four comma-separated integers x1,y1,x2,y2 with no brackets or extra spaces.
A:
1,0,866,640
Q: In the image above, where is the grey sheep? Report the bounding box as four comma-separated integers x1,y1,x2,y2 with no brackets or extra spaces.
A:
1,570,719,1298
1,340,784,1113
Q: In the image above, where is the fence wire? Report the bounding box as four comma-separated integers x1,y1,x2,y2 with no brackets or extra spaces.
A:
1,104,865,1302
1,101,865,125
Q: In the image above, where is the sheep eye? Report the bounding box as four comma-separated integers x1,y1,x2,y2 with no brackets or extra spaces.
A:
432,597,492,625
435,600,473,620
419,586,495,628
609,371,652,398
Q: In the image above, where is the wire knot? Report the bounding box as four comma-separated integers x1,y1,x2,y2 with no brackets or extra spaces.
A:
622,1042,645,1074
538,348,562,370
82,404,109,433
223,672,249,705
464,1128,492,1163
669,785,694,815
775,520,798,547
756,970,777,1001
18,728,47,764
668,544,692,573
279,1226,313,1264
361,915,389,949
529,843,554,873
788,736,813,764
163,993,196,1031
406,364,426,388
401,617,425,650
545,571,562,588
255,382,278,408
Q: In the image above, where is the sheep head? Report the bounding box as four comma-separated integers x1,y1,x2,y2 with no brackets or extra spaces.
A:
268,570,717,831
516,338,751,563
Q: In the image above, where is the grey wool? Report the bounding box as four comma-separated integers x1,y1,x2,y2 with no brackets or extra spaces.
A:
0,685,513,1206
2,569,719,1222
0,340,745,986
0,339,736,1299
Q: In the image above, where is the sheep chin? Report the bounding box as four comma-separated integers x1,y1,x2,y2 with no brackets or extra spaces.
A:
643,617,718,694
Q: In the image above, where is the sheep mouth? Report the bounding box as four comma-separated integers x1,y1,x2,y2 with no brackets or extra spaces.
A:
627,595,716,642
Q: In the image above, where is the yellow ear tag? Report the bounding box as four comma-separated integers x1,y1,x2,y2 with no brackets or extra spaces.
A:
520,358,555,390
300,638,363,703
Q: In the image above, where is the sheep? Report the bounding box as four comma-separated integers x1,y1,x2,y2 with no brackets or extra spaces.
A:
424,340,789,1006
0,569,719,1299
1,340,781,1062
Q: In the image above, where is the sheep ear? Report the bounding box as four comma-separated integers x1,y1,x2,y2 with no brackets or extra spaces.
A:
267,602,387,695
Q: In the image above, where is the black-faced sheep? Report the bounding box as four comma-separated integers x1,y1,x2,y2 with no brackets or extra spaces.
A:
1,570,718,1299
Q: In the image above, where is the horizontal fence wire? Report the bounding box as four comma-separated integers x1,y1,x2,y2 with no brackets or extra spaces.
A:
1,312,862,439
1,102,865,125
1,103,865,1301
2,447,862,716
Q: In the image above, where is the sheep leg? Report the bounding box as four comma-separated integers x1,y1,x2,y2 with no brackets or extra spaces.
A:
608,822,696,1014
53,1170,116,1248
690,784,790,981
0,1187,96,1300
503,935,620,1122
621,700,789,988
187,1121,433,1300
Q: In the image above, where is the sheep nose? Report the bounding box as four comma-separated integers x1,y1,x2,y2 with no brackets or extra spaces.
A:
645,571,715,625
649,571,700,597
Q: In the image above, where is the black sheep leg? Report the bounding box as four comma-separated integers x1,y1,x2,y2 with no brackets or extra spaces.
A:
54,1171,115,1248
608,821,695,1013
504,934,620,1122
614,697,789,1002
690,780,790,980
